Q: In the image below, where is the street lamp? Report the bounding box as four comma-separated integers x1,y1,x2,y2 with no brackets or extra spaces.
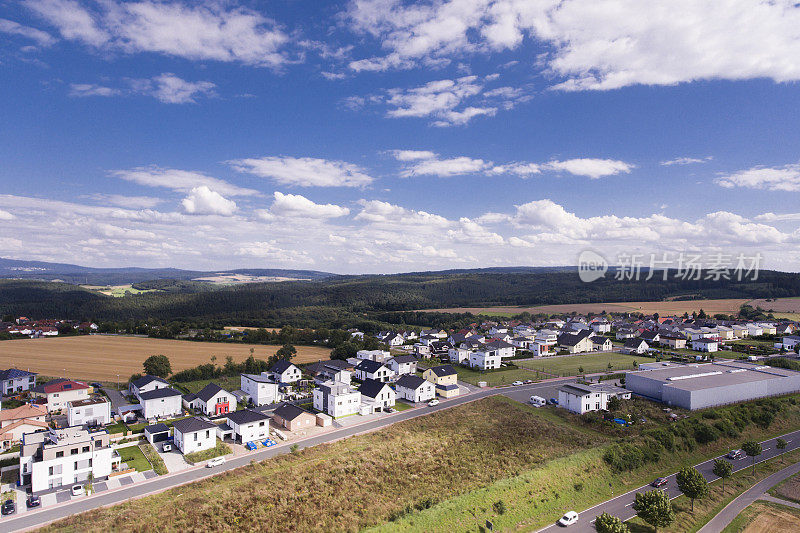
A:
116,374,120,391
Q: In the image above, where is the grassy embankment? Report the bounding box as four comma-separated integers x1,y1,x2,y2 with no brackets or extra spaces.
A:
183,440,232,465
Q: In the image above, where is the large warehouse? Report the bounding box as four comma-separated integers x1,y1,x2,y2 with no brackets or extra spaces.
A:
625,360,800,410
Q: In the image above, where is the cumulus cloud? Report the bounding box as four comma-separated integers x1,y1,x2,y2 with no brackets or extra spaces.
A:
265,192,350,219
26,0,292,67
229,156,374,188
181,186,237,215
346,0,800,91
355,199,450,227
715,163,800,192
0,18,56,46
541,159,634,179
111,166,258,196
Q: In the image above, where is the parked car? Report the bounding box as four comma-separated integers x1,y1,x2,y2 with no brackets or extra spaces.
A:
207,456,226,468
1,499,15,515
162,443,172,452
71,485,84,496
651,477,669,488
90,382,103,388
512,381,524,386
547,398,559,405
558,511,578,526
385,407,396,413
727,449,746,460
26,495,41,508
428,399,440,407
524,379,534,384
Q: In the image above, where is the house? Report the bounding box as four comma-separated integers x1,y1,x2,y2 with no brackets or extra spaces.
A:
715,326,735,340
448,347,471,364
173,417,218,455
356,350,391,362
640,331,660,344
511,336,535,349
592,336,614,352
144,423,171,445
272,402,317,431
430,341,453,358
224,409,271,443
622,338,649,355
305,360,353,384
138,387,183,420
616,329,638,340
129,375,171,399
660,335,687,349
395,375,435,403
692,339,719,352
558,383,631,415
67,398,111,427
483,339,516,358
0,405,48,447
386,355,418,376
413,343,432,358
187,383,237,416
422,365,460,398
760,323,778,336
354,360,393,382
358,379,396,412
782,335,800,351
240,374,282,406
557,331,594,354
732,325,750,338
591,322,611,334
268,360,302,384
469,350,502,370
30,379,90,412
381,332,405,346
0,368,37,395
313,381,361,418
532,341,555,357
19,426,119,493
746,324,764,337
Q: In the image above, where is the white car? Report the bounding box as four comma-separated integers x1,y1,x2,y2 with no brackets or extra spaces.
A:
206,456,226,468
71,485,84,497
512,381,524,386
428,399,440,406
558,511,578,527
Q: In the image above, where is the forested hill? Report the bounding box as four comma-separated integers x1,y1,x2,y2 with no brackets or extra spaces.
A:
2,269,800,328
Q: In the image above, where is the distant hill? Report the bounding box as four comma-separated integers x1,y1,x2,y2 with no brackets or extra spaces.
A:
0,258,335,285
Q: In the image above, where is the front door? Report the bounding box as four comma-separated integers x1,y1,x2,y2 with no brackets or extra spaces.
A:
216,402,229,415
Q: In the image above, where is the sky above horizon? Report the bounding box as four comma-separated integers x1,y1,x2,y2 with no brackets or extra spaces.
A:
2,0,800,274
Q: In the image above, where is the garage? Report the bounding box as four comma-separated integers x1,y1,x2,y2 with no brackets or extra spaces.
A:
144,423,171,444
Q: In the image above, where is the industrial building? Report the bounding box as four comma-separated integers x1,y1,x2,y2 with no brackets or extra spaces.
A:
625,360,800,410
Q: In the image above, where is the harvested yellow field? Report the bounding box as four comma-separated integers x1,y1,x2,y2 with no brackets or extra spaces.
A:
739,501,800,533
0,336,331,382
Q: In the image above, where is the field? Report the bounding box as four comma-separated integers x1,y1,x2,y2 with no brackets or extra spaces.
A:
81,284,159,297
40,396,600,533
517,352,656,376
0,336,332,381
770,470,800,503
723,500,800,533
176,376,242,394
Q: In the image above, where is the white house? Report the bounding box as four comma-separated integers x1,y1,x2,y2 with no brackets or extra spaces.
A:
129,375,170,399
381,333,405,346
591,322,611,334
469,350,502,370
394,375,435,403
558,383,631,415
240,374,282,406
306,360,353,385
692,339,719,352
616,329,638,340
19,427,118,493
592,336,614,352
31,379,91,412
173,417,218,455
358,379,396,412
67,398,111,427
354,360,393,382
782,336,800,351
0,368,37,396
558,331,594,354
622,338,649,355
356,350,391,362
268,360,302,384
224,409,271,444
386,355,418,376
746,324,764,337
313,381,361,418
448,347,471,364
483,340,516,358
138,387,183,420
187,383,237,416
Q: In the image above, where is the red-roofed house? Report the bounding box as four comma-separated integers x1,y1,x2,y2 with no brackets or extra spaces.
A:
30,379,91,412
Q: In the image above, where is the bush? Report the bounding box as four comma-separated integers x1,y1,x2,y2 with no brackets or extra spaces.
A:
183,440,231,465
693,423,720,444
603,442,645,472
644,428,675,451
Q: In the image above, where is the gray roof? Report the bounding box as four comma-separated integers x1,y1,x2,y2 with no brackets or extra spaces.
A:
269,359,296,374
624,338,648,348
131,375,169,389
226,409,270,425
358,378,391,399
395,374,427,390
144,423,170,435
427,364,457,377
0,368,36,380
241,373,275,383
273,402,311,421
390,354,418,364
138,387,182,401
195,383,230,402
172,416,216,434
355,360,386,373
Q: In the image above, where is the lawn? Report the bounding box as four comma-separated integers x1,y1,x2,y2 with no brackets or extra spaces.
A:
416,358,541,385
183,440,232,465
40,396,599,533
722,500,800,533
393,400,414,411
176,375,242,394
517,352,656,376
116,445,152,473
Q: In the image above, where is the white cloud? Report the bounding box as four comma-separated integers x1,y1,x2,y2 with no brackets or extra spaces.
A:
26,0,291,67
181,186,237,216
389,149,438,161
347,0,800,91
111,166,258,196
661,156,713,166
355,200,450,228
0,209,14,220
69,83,121,97
130,73,215,104
266,192,350,219
89,194,162,209
0,18,56,46
401,156,491,178
542,158,634,179
715,163,800,192
229,156,374,188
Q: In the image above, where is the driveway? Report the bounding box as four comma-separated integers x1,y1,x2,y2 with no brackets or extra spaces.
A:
157,449,190,473
103,387,128,411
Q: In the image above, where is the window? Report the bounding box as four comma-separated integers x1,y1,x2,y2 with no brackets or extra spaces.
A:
48,466,54,476
56,451,64,458
194,433,198,441
74,461,79,469
82,446,90,453
71,448,78,455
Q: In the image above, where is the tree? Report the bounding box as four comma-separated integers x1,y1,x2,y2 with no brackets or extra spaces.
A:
676,466,709,512
776,438,787,463
712,459,732,491
607,395,621,412
594,512,630,533
632,489,674,532
742,441,762,475
143,354,171,378
275,343,297,360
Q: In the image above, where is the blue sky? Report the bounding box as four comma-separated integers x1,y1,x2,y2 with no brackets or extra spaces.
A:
2,0,800,274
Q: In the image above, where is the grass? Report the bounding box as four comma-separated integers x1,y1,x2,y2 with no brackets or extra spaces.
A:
721,500,800,533
417,360,539,386
116,444,152,473
139,443,168,475
40,396,600,533
177,376,242,394
517,352,656,376
768,469,800,503
106,422,128,434
183,440,232,465
393,400,414,411
0,468,18,484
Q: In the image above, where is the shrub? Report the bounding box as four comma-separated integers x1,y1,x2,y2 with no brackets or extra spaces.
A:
603,442,645,472
693,423,720,444
493,500,506,515
644,428,675,451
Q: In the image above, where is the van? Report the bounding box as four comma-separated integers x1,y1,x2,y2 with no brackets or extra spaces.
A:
206,456,226,468
748,356,758,361
529,396,546,407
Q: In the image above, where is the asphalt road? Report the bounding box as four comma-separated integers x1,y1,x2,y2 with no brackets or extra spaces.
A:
536,430,800,533
1,379,573,532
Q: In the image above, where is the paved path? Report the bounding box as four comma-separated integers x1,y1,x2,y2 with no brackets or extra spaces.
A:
698,460,800,532
102,387,127,411
759,493,800,510
536,432,800,533
0,379,573,532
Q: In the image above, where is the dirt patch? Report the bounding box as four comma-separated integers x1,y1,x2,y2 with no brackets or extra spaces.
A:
773,472,800,503
741,501,800,533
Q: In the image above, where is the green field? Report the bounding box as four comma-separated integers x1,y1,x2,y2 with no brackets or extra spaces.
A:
176,376,241,394
116,445,151,472
416,359,542,385
517,352,656,376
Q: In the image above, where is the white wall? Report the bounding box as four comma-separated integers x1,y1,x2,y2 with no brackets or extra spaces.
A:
67,401,111,426
142,395,182,419
176,428,216,454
